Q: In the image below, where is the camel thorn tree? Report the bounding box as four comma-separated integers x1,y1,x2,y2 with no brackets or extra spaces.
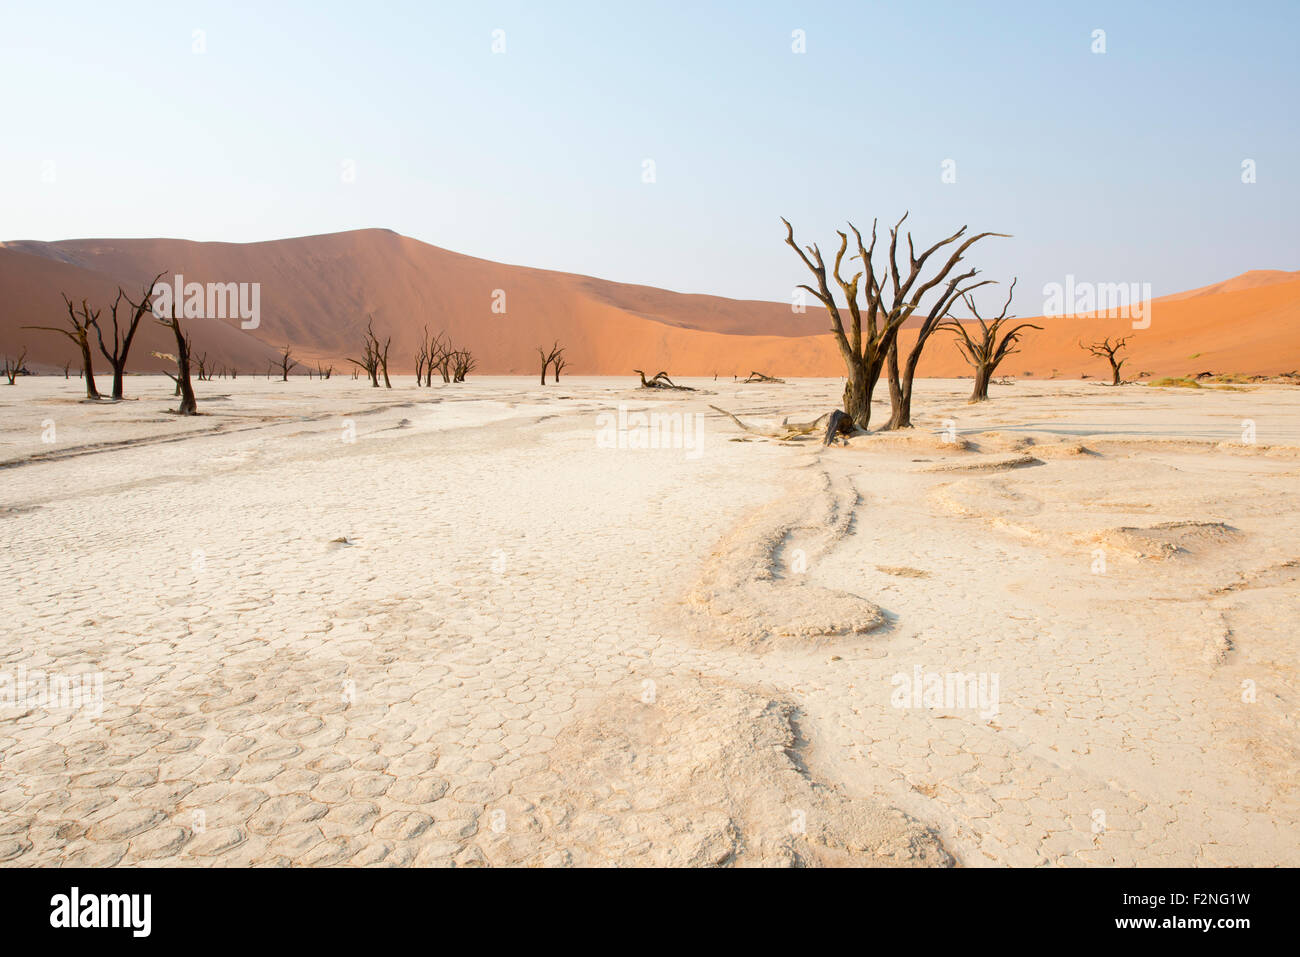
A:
149,301,198,415
277,344,298,381
415,325,431,386
634,370,694,391
348,316,387,387
940,279,1042,402
1081,336,1130,386
26,295,103,399
92,272,165,399
423,330,450,385
450,349,476,382
782,214,1008,431
537,341,564,384
3,347,27,385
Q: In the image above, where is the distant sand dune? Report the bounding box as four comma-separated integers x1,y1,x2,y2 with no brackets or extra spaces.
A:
3,230,1297,379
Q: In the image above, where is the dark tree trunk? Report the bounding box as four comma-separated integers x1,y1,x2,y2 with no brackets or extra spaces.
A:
884,342,907,429
1110,362,1122,386
971,364,992,401
79,339,100,399
168,317,197,415
110,364,125,400
842,358,872,430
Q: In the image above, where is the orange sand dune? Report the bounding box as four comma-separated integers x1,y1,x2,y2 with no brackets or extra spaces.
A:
920,278,1300,380
2,229,1296,380
1157,268,1300,302
0,247,282,375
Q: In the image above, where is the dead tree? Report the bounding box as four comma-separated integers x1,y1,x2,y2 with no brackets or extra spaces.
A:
743,371,786,384
26,295,102,399
782,215,1006,431
415,326,430,386
316,361,332,380
823,410,854,446
277,344,298,381
63,360,71,379
634,370,695,391
195,353,209,381
429,331,448,385
372,318,393,388
153,303,197,415
432,335,454,384
90,272,165,399
420,330,444,385
1082,336,1129,386
3,347,27,385
710,405,829,440
416,324,448,386
451,349,476,382
537,341,565,384
884,270,996,429
552,351,568,381
940,279,1041,402
348,316,383,387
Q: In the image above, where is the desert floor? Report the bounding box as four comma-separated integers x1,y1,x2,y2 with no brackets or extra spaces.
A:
0,374,1296,867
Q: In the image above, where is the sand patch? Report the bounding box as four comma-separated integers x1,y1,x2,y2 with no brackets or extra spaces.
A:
477,676,951,867
971,431,1037,452
1032,441,1096,459
876,565,930,578
1091,521,1242,560
687,464,885,649
930,478,1044,521
849,430,974,453
915,452,1040,473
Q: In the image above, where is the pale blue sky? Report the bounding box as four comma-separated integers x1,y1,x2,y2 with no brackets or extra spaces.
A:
2,1,1296,306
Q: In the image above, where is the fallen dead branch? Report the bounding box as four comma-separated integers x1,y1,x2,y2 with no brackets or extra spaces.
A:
822,410,854,446
635,370,695,391
709,405,830,441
